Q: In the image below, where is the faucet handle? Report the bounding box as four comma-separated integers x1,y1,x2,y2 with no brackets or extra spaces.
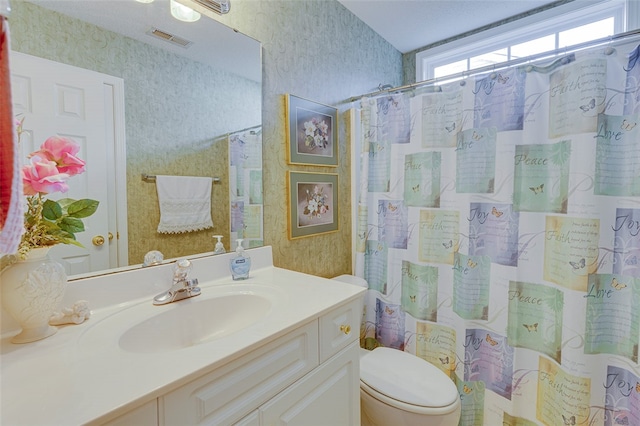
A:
143,250,164,267
173,258,192,281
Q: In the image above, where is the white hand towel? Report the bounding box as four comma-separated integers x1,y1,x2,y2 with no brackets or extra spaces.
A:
156,175,214,234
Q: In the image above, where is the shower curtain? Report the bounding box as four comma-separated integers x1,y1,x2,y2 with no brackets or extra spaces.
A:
229,126,263,250
354,35,640,425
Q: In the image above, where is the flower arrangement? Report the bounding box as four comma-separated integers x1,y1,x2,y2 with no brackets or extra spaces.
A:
303,118,330,150
16,122,99,258
302,185,329,218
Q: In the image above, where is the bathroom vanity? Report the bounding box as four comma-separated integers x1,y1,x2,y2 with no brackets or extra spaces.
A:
0,247,365,425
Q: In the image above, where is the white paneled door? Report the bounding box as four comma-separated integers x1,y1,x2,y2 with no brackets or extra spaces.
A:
10,52,126,275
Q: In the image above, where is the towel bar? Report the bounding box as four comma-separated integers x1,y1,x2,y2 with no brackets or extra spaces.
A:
142,173,221,184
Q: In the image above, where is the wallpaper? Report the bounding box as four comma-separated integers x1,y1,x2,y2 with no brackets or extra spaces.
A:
356,38,640,425
206,0,403,276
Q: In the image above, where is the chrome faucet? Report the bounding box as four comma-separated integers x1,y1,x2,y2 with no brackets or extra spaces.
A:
153,258,201,305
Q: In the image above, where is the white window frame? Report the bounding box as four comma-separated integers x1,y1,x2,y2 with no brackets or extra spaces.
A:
416,0,637,82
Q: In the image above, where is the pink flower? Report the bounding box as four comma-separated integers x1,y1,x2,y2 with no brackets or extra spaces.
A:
22,155,70,195
29,136,86,176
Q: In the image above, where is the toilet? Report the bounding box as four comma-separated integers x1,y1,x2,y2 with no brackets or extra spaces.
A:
332,275,461,426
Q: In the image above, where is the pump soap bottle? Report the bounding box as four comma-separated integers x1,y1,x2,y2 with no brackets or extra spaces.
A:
230,239,251,280
213,235,226,254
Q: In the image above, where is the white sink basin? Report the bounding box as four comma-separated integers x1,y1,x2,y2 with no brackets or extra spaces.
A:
119,293,271,353
77,284,282,355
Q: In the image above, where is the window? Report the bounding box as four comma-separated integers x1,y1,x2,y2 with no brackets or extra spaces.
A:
417,0,635,82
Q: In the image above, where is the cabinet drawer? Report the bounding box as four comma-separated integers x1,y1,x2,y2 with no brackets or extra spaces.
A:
319,298,362,363
161,321,319,425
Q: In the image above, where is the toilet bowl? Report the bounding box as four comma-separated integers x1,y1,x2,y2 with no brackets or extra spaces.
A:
359,347,461,426
332,275,461,426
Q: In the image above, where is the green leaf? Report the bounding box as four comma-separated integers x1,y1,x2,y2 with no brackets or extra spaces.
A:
67,199,99,219
59,237,84,247
56,198,75,209
47,227,74,239
54,227,85,247
41,220,62,231
42,200,63,220
58,217,85,234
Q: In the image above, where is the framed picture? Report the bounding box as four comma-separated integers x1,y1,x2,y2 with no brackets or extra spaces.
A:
286,94,338,166
288,171,339,239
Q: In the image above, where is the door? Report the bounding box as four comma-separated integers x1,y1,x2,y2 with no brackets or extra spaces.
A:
10,52,125,275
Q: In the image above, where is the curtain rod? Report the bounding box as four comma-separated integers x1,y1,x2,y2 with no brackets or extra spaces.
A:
345,28,640,103
214,124,262,142
141,173,221,184
213,124,262,145
229,124,262,136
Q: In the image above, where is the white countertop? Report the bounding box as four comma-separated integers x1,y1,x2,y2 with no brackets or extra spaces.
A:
0,247,364,425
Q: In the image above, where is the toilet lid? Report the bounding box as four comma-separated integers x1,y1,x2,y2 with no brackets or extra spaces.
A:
360,347,458,408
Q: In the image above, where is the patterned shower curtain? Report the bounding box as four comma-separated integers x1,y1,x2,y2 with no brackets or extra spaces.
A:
354,36,640,425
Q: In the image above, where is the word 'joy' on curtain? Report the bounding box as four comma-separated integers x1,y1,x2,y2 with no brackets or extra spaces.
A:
355,37,640,425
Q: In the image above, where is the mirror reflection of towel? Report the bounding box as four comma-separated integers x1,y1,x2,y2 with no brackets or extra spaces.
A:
156,175,213,234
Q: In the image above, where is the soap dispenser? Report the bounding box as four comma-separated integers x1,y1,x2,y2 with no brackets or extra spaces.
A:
230,239,251,280
213,235,226,254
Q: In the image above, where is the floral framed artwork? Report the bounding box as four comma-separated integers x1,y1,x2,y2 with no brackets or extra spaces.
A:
287,171,339,239
286,94,338,166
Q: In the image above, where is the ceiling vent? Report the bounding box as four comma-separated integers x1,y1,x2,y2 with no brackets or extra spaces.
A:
191,0,230,15
146,27,193,48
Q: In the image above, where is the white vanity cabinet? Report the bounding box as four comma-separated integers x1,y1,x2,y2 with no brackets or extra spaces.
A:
1,250,367,426
158,299,361,426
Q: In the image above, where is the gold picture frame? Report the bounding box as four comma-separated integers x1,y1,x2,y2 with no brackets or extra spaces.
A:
286,94,338,167
287,171,339,239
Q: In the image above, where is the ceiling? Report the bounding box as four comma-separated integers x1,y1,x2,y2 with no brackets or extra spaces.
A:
337,0,562,53
31,0,261,82
33,0,564,75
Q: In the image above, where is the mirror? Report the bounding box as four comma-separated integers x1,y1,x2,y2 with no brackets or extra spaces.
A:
9,0,263,277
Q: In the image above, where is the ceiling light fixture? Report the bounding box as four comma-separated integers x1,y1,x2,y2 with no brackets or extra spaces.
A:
170,0,201,22
135,0,154,3
191,0,230,15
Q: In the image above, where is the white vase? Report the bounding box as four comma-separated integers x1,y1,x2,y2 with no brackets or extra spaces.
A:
1,247,67,343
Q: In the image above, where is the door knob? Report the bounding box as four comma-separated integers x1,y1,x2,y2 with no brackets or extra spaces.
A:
108,232,114,241
92,235,105,246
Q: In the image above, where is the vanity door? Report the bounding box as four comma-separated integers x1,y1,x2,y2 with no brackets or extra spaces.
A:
258,342,360,426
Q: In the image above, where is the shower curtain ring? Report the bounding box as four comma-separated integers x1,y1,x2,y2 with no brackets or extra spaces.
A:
605,36,615,55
